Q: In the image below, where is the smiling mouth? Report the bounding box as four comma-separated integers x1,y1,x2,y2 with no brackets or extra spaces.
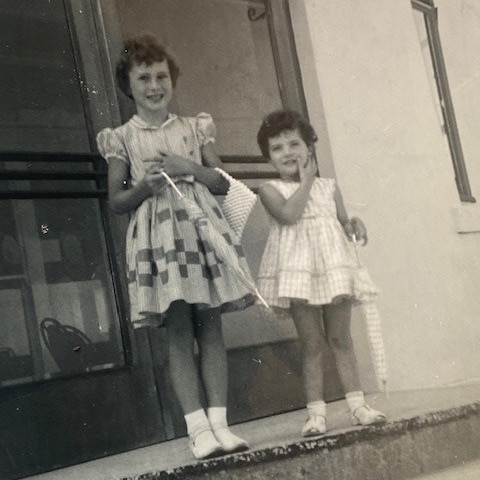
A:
148,94,164,102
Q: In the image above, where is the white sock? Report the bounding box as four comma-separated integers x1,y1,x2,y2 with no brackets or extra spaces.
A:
185,409,210,438
207,406,228,431
208,406,248,449
345,391,365,414
306,400,326,417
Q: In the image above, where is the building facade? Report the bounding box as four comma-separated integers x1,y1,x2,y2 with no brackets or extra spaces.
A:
1,0,480,478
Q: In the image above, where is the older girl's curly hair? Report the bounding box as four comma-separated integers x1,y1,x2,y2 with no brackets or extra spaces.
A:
115,34,180,98
257,110,317,159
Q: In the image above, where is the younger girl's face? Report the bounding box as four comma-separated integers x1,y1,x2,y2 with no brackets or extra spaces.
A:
128,60,173,116
267,128,310,181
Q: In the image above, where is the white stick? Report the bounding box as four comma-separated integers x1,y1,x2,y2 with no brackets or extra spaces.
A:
254,288,270,308
162,172,184,197
162,171,269,308
352,234,361,266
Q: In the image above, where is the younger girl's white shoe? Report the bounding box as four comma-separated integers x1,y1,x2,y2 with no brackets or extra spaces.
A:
302,415,327,437
189,430,224,460
351,405,386,426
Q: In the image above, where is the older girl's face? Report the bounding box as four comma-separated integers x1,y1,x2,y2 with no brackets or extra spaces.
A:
267,128,310,181
128,60,173,117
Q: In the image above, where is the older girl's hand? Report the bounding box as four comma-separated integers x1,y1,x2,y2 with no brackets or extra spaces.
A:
142,163,167,195
157,151,195,177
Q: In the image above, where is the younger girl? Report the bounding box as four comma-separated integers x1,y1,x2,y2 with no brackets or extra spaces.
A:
97,35,252,459
256,110,386,437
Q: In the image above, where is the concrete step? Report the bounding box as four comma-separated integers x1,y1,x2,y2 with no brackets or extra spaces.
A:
26,384,480,480
410,458,480,480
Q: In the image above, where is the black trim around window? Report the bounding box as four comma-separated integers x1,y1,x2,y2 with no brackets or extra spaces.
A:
0,151,133,375
412,0,475,203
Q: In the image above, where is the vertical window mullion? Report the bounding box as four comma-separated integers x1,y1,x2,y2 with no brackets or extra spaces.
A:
266,0,308,118
413,0,475,203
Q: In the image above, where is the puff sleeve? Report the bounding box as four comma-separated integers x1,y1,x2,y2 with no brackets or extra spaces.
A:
96,128,129,165
196,112,216,146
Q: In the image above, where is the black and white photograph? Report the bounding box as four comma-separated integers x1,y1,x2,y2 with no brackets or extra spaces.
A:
1,1,480,479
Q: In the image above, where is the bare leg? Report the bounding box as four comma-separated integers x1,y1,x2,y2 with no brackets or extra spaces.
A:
165,302,224,459
291,302,329,436
193,307,227,408
164,300,203,414
323,299,361,393
194,307,249,452
290,302,327,404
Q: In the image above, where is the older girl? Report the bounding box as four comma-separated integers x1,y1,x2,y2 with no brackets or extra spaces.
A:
97,35,252,459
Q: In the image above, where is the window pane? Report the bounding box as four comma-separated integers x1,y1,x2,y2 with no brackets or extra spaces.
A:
0,198,124,386
0,0,90,152
109,0,282,156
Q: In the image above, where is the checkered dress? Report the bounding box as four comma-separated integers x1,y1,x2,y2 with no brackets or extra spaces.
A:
97,113,254,326
257,178,360,308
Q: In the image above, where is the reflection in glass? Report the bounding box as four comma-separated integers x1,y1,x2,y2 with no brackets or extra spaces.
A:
110,0,282,156
0,0,90,153
0,199,124,386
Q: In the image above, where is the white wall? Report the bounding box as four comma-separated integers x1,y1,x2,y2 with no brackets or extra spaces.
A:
291,0,480,391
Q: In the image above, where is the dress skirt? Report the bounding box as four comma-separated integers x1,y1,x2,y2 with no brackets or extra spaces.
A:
126,180,255,326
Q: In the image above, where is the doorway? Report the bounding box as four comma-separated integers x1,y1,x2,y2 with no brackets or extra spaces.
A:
0,1,342,478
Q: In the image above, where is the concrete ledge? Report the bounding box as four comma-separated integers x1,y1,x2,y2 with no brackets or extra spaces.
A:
132,402,480,480
25,385,480,480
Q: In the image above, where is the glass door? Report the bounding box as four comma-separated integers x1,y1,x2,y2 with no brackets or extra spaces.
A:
0,0,124,385
0,1,326,477
0,2,168,478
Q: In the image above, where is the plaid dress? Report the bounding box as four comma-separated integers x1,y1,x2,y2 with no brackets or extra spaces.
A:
97,113,254,327
257,178,360,309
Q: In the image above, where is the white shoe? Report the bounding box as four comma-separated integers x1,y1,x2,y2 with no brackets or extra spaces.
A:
213,428,249,453
302,415,327,437
351,405,386,426
189,430,225,460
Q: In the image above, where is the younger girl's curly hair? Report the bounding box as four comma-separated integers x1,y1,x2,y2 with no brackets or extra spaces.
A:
257,110,318,159
115,34,180,99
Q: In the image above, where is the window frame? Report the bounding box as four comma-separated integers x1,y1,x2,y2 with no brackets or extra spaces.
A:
0,0,133,382
0,152,132,386
0,0,307,385
412,0,475,203
91,0,308,191
218,0,309,189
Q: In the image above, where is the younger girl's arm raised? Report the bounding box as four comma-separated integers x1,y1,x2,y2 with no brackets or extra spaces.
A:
259,156,317,225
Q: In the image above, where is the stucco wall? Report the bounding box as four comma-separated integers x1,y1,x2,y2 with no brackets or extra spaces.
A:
291,0,480,391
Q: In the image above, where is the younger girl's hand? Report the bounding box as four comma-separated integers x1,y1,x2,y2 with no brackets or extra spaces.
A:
299,155,317,182
350,217,368,245
343,221,355,240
